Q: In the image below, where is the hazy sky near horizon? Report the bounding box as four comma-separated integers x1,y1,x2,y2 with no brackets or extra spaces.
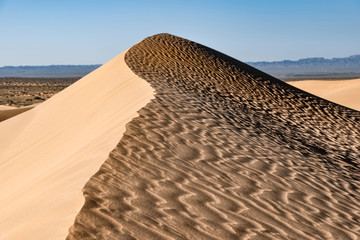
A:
0,0,359,66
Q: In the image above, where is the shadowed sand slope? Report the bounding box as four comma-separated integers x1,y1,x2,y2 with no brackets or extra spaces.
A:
67,34,360,239
0,52,154,240
289,78,360,111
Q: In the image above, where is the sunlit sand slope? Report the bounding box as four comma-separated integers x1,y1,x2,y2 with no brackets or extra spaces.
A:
0,51,154,240
68,34,360,239
289,78,360,111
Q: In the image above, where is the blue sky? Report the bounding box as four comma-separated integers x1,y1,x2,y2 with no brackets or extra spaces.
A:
0,0,359,66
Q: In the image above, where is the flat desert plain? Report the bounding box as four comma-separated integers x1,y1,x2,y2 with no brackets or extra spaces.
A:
1,34,359,240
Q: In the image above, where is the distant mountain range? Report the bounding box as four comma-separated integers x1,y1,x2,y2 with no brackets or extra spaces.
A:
247,55,360,79
1,55,359,79
0,65,101,78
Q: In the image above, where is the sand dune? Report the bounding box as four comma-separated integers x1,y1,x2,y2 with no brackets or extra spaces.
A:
67,34,360,239
0,105,35,122
0,51,153,239
289,78,360,111
1,34,360,240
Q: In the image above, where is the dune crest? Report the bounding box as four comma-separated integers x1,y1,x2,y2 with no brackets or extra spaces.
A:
0,51,154,239
67,34,360,239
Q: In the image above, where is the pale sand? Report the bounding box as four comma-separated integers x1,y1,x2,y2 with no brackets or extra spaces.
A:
0,51,154,239
68,34,360,239
289,78,360,111
0,105,17,110
0,105,37,122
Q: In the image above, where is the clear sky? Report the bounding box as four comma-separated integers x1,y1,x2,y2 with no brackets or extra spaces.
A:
0,0,359,66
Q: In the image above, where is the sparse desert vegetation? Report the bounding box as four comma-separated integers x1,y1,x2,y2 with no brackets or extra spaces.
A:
0,77,78,106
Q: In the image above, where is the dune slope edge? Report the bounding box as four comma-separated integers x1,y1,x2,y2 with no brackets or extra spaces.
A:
0,51,154,240
0,106,33,122
67,34,360,239
289,78,360,111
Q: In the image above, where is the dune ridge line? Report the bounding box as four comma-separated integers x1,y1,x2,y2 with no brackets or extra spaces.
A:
0,51,154,240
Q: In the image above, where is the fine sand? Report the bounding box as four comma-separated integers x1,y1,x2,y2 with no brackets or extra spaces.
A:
0,105,17,110
0,51,154,239
289,78,360,111
0,105,36,122
67,34,360,239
